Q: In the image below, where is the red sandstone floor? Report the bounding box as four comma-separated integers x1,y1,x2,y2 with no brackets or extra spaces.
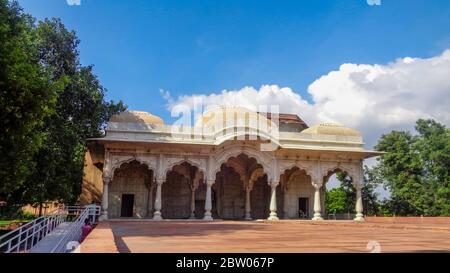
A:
80,220,450,253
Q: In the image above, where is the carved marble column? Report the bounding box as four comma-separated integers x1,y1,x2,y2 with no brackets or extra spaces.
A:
244,186,252,220
100,176,110,221
312,183,323,221
146,183,154,217
153,179,164,220
267,182,279,220
203,180,215,221
189,187,196,219
354,184,365,222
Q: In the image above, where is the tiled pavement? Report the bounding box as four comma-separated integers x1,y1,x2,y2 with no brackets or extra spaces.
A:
80,220,450,253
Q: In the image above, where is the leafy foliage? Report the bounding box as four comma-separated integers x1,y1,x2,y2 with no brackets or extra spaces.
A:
0,2,125,210
325,188,346,214
22,18,126,207
372,119,450,216
0,0,62,203
325,168,380,216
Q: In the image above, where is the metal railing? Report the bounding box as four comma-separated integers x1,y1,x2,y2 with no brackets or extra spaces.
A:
50,205,100,253
0,204,100,253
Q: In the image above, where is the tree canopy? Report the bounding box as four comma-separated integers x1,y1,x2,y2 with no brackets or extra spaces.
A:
0,1,125,212
372,119,450,216
0,0,62,203
325,119,449,217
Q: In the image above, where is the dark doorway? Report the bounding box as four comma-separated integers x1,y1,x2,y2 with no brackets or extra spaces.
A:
298,197,309,219
121,194,134,217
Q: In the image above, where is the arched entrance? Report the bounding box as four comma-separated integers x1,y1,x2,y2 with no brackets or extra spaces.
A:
162,162,203,219
213,153,268,220
109,160,154,218
322,168,356,220
214,165,244,219
280,167,314,219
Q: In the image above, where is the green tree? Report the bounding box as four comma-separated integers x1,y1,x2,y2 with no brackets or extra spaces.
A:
373,119,450,216
22,18,126,213
325,188,346,214
325,169,380,216
0,0,62,204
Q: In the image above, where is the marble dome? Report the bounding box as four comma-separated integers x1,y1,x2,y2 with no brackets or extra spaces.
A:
300,122,361,137
109,110,164,125
195,106,275,128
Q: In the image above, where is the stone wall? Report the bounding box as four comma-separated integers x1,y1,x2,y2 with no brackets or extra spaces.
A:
366,216,450,224
79,150,103,205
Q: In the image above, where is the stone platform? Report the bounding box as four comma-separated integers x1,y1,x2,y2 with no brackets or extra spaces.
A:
80,220,450,253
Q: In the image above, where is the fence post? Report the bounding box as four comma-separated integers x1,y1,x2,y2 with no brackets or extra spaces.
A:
92,205,96,223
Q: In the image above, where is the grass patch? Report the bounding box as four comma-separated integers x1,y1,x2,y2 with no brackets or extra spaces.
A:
0,220,29,228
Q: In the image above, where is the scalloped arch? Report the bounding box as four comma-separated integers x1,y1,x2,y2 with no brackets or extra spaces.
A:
163,158,206,180
109,157,155,181
211,146,273,182
279,163,316,183
321,164,362,187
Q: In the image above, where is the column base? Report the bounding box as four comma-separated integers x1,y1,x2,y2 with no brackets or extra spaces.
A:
153,212,163,220
203,211,213,221
312,213,323,221
353,214,365,222
244,213,252,220
267,212,279,221
99,213,108,221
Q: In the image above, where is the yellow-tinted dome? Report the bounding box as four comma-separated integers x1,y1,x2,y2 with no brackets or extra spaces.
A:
109,110,164,125
301,123,360,137
195,106,275,128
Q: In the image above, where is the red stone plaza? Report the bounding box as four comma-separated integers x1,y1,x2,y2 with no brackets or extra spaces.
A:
80,218,450,253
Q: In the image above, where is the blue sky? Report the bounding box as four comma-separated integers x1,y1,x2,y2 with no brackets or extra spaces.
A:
17,0,450,197
18,0,450,124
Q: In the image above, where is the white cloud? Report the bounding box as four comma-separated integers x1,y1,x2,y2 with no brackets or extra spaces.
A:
164,49,450,148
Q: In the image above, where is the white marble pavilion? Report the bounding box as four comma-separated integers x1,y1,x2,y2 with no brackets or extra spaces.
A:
81,107,382,222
